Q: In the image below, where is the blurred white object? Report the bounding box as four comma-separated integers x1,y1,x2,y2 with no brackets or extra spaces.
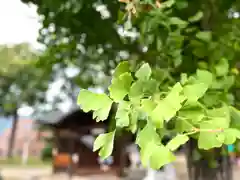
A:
72,153,79,163
52,148,58,156
126,144,141,169
143,163,177,180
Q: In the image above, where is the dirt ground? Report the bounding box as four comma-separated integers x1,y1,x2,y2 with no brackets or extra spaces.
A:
1,155,240,180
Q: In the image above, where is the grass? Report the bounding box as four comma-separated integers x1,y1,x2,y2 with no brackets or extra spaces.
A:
0,156,51,167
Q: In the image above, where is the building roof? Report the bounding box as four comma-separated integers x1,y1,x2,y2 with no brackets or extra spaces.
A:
36,105,111,129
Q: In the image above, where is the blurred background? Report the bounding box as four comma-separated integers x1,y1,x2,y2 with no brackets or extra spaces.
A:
0,0,240,180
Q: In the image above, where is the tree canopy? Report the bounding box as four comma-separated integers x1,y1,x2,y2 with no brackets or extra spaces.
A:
21,0,240,178
0,44,49,114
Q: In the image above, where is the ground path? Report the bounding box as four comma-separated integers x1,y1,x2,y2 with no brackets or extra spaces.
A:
1,155,240,180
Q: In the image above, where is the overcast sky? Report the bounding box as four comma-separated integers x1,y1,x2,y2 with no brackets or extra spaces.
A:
0,0,73,116
0,0,41,47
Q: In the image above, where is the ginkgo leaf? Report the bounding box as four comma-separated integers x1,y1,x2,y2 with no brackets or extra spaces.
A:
135,63,152,80
150,145,176,169
113,61,130,78
136,123,159,148
198,122,222,150
78,90,113,121
215,58,229,77
129,80,144,102
151,83,185,127
195,69,213,87
128,109,139,133
183,83,208,103
115,102,130,127
93,131,115,159
109,72,133,102
140,141,176,169
230,106,240,129
166,134,189,151
129,79,159,103
207,105,230,129
141,99,157,114
224,128,240,145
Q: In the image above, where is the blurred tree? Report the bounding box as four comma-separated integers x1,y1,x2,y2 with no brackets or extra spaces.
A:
0,44,50,158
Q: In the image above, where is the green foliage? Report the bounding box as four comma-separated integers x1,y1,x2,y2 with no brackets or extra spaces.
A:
0,44,50,114
78,62,240,169
41,145,53,160
22,0,240,172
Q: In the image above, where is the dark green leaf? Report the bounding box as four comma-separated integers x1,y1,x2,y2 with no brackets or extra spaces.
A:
196,31,212,42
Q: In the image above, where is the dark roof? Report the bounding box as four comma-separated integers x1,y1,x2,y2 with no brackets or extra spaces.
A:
37,107,110,129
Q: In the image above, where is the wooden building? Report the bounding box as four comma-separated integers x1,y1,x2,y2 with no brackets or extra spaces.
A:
38,107,131,177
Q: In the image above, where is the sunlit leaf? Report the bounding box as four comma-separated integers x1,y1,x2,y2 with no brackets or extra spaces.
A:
166,134,189,151
135,63,152,80
78,90,112,121
93,131,115,159
109,72,133,102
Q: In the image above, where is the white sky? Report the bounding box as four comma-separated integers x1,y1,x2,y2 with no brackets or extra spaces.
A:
0,0,40,47
0,0,72,116
0,0,102,117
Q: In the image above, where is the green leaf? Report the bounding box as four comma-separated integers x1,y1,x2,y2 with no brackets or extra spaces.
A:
129,80,144,101
188,11,203,22
140,141,176,169
129,79,158,103
176,0,188,9
230,106,240,129
166,134,189,151
140,141,154,167
149,145,176,169
215,58,229,77
224,129,237,145
141,99,157,114
135,63,152,80
113,61,130,78
129,109,139,133
136,123,159,148
160,0,175,8
115,102,130,127
78,90,112,121
183,83,208,103
152,68,167,83
195,69,213,86
198,122,222,150
207,105,230,129
109,72,133,102
93,131,115,159
175,118,193,133
177,111,203,132
196,31,212,42
151,83,185,127
169,17,188,28
180,73,188,85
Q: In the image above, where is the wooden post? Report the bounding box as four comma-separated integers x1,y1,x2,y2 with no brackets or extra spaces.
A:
52,129,59,174
68,137,75,179
118,136,128,177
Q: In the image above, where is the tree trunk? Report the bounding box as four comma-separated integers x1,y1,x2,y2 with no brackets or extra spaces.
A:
7,108,18,158
186,139,233,180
